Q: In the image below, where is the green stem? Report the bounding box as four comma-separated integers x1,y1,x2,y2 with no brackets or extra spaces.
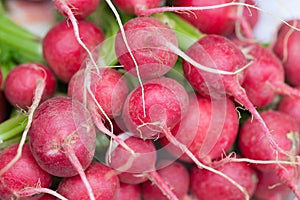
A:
153,12,204,51
0,114,28,142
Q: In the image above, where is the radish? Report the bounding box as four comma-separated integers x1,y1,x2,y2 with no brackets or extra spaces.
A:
112,0,163,15
106,133,183,199
238,110,300,198
3,62,56,110
121,77,189,139
42,20,105,83
68,67,135,154
0,143,52,199
182,34,287,156
234,40,300,108
141,160,190,200
56,162,120,200
273,19,300,86
68,67,129,119
119,183,141,200
28,96,97,199
253,170,293,200
115,16,178,80
106,132,156,184
53,0,101,19
277,87,300,125
159,94,239,164
190,160,258,200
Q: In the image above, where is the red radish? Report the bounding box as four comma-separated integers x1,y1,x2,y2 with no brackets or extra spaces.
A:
160,94,239,164
0,143,52,199
190,160,258,200
238,110,300,198
119,183,141,200
115,17,178,80
28,96,97,199
253,170,293,200
121,77,189,139
42,20,105,83
235,41,300,108
277,87,300,125
172,0,237,35
3,62,56,110
53,0,100,19
182,34,286,156
28,96,96,177
273,19,300,86
107,132,157,184
57,162,120,200
112,0,163,15
68,67,129,119
141,161,190,200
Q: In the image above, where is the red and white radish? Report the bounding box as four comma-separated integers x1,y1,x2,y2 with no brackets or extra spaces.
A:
42,20,105,83
190,160,258,200
115,17,178,80
160,94,239,164
239,110,300,198
28,96,97,199
0,143,52,199
121,77,189,139
3,62,56,110
107,132,157,184
235,40,300,108
53,0,100,19
57,162,120,200
182,34,285,156
141,161,190,200
273,19,300,86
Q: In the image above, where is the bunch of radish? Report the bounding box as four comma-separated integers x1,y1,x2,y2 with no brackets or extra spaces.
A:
1,0,300,199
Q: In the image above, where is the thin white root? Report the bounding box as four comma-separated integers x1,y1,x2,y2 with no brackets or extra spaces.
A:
162,127,250,200
105,0,146,117
63,143,95,200
165,42,252,75
0,79,46,176
20,187,68,200
282,20,297,63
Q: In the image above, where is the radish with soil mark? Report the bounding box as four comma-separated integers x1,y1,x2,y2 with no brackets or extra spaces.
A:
0,143,53,199
3,62,56,110
56,162,120,200
234,40,300,108
190,160,258,200
160,94,239,164
42,20,105,83
28,96,97,200
182,34,287,157
238,110,300,199
273,19,300,86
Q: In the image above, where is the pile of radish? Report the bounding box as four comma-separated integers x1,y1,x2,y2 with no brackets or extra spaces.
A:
1,0,300,199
